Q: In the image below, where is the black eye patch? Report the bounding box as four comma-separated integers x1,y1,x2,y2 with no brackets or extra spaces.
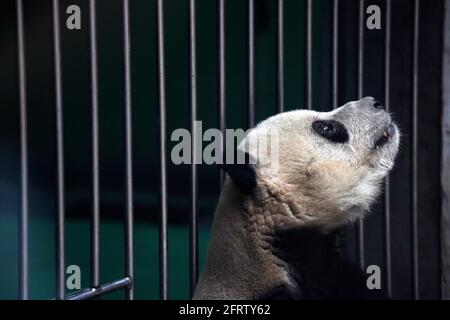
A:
312,120,349,143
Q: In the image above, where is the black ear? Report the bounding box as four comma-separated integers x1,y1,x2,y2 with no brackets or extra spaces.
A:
219,150,256,195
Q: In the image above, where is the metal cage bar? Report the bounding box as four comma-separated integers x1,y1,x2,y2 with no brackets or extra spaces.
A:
66,277,131,300
52,0,66,301
384,0,393,298
277,0,284,113
218,0,226,185
332,0,339,109
88,0,100,290
156,0,169,300
247,0,255,128
442,0,450,300
122,0,134,300
188,0,199,297
305,0,312,110
356,0,365,269
411,0,420,300
16,0,29,301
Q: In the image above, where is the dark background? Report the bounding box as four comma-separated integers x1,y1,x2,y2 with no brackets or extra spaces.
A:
0,0,444,299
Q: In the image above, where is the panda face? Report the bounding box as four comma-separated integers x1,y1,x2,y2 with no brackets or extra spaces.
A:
307,97,399,173
238,97,400,230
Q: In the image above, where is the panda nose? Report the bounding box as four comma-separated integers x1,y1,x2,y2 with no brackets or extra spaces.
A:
373,100,384,110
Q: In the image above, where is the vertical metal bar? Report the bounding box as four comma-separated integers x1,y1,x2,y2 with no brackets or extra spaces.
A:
411,0,420,300
156,0,168,300
52,0,65,300
16,0,28,301
188,0,199,297
332,0,339,109
122,0,134,300
384,0,392,298
277,0,284,113
305,0,312,110
356,0,365,270
247,0,255,127
357,0,365,99
218,0,226,185
88,0,100,289
442,0,450,301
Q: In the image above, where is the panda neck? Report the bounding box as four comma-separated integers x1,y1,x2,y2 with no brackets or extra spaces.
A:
194,178,347,300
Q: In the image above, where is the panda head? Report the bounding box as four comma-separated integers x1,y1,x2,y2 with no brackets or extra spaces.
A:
222,97,400,231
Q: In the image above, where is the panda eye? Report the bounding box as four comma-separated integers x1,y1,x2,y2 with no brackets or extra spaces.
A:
312,120,349,143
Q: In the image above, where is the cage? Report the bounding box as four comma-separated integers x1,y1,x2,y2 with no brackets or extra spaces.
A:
0,0,449,300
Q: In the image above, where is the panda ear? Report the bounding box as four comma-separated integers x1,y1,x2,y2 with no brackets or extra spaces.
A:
219,150,256,195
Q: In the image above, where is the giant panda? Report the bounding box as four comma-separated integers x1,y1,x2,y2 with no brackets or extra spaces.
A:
193,97,400,300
